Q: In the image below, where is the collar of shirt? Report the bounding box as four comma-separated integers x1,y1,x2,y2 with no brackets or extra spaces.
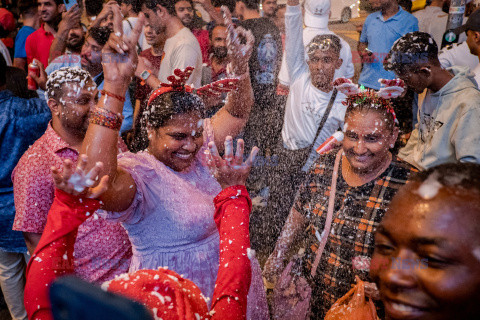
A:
39,23,53,36
43,123,78,155
375,6,405,22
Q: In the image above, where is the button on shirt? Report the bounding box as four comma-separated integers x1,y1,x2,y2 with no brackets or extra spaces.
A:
25,24,55,66
358,7,418,90
12,124,132,283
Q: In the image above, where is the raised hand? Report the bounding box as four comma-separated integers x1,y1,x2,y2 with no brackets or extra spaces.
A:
58,4,81,34
207,136,259,190
101,5,145,90
51,155,109,199
221,6,254,76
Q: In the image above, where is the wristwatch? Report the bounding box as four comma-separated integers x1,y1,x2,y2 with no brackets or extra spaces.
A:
140,69,152,81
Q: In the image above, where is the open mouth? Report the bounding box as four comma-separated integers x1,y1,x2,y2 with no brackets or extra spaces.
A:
384,299,430,320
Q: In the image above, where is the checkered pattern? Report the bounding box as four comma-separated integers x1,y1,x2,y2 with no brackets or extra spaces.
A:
293,151,416,319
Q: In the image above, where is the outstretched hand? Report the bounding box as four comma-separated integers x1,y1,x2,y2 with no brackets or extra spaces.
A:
102,6,145,91
51,155,109,199
207,137,259,190
222,6,254,76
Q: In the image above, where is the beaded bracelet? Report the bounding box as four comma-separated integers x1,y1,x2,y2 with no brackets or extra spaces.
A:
100,89,126,103
89,107,124,130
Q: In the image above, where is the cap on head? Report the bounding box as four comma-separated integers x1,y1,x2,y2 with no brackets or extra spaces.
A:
456,7,480,34
384,31,438,73
304,0,330,28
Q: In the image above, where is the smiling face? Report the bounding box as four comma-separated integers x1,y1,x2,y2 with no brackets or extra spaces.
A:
147,112,204,172
80,36,103,74
371,183,480,320
38,0,61,23
66,25,85,51
343,110,397,174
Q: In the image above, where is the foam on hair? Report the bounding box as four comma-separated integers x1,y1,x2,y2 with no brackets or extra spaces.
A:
45,67,94,100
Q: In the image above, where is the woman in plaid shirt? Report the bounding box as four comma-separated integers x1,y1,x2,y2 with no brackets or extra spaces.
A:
264,91,417,318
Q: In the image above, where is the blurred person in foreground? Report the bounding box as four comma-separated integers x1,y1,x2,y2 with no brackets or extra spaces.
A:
372,163,480,320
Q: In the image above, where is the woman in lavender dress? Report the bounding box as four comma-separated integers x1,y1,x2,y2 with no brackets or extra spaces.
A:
81,8,269,319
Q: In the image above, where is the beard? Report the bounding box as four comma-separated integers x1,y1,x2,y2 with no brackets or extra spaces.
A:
66,36,85,53
212,46,228,59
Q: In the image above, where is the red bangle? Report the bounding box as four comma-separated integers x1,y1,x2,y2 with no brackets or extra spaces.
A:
101,89,126,103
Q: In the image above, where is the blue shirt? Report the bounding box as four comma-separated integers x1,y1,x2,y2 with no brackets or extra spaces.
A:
359,7,418,90
0,90,51,252
45,56,134,133
14,26,36,59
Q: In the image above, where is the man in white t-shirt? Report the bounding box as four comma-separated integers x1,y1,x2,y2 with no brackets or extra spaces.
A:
281,0,346,171
259,0,347,257
277,0,354,88
413,0,448,47
119,0,148,51
137,0,203,88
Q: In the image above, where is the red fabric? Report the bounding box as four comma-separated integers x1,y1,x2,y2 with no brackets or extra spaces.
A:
23,186,251,320
193,29,210,64
24,190,100,320
12,124,131,283
211,185,252,319
25,24,54,66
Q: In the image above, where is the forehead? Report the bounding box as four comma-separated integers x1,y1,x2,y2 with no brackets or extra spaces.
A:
175,1,192,9
38,0,55,5
162,112,203,131
383,184,480,244
308,46,340,60
212,26,227,38
345,110,389,131
61,80,97,97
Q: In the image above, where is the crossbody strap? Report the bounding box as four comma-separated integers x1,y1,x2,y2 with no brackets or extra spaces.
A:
309,88,338,150
310,149,343,277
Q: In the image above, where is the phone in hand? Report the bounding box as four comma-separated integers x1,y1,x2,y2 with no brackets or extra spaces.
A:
63,0,77,11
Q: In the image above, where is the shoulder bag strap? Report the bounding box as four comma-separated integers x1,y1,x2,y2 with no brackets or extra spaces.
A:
309,88,338,150
310,148,343,277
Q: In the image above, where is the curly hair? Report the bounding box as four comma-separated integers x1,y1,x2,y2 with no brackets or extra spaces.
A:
134,91,205,151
